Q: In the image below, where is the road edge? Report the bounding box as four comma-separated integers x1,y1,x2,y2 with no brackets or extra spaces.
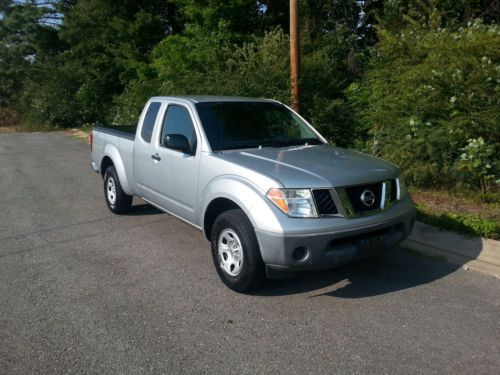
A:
401,238,500,279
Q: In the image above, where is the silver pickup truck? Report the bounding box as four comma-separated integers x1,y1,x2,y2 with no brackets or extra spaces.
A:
91,96,415,292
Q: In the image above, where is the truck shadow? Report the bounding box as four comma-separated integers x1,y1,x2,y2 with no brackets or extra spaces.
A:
126,203,162,216
253,247,468,298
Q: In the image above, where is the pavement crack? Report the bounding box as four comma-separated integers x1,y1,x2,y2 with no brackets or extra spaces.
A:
0,216,117,243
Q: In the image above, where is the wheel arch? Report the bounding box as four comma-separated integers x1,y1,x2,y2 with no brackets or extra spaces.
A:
203,198,242,240
100,144,133,195
200,176,283,240
100,156,114,178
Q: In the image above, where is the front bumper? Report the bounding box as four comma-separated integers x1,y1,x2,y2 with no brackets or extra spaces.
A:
255,196,415,275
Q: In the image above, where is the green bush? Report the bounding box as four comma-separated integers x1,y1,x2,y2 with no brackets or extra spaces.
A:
22,59,84,128
416,207,500,240
0,107,20,127
349,18,499,191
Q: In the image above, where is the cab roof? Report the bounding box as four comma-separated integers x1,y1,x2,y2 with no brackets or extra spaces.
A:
149,95,278,104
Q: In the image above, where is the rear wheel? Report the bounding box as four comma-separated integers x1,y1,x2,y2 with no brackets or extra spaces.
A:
211,209,266,293
104,166,132,214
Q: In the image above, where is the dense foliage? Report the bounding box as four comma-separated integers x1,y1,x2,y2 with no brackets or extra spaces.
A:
0,0,498,191
348,18,499,191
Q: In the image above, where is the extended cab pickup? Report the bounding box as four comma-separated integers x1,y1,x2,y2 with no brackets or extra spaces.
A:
91,96,415,292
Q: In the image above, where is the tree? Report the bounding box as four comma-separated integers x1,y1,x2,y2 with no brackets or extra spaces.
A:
174,0,262,35
0,0,62,107
23,0,181,127
111,0,368,146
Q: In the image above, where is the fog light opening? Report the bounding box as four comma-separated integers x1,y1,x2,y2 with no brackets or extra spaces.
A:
293,247,309,262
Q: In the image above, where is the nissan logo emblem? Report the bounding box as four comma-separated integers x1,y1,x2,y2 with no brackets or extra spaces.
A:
360,189,376,207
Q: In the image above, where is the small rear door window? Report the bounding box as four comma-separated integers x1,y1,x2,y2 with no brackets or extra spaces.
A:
141,102,161,143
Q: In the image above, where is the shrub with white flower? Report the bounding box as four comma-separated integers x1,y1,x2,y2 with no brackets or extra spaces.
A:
348,15,499,191
454,137,499,191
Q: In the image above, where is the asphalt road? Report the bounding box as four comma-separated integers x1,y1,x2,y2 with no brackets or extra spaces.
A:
1,132,499,374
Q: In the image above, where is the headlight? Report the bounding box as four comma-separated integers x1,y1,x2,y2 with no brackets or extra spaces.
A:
397,173,408,199
266,189,318,218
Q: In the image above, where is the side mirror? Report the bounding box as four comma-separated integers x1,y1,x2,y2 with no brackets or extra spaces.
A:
164,133,193,155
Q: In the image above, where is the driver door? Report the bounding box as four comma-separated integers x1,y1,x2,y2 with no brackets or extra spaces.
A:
142,102,200,225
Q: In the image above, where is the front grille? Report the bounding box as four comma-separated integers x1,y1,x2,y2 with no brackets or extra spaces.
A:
390,179,398,201
313,189,338,216
344,182,383,213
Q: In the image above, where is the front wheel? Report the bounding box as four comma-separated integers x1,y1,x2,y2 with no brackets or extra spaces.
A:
211,209,266,293
103,166,132,214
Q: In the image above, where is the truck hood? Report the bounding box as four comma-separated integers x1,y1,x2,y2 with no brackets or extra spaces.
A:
215,144,400,188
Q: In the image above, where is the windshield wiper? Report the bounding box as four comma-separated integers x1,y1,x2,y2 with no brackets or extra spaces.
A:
216,143,261,151
260,138,323,148
302,138,324,145
216,138,323,151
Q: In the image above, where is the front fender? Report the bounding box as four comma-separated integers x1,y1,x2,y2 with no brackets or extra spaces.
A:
102,144,133,195
200,175,284,237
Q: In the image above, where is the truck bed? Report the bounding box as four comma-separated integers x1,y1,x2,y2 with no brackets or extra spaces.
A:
94,125,137,141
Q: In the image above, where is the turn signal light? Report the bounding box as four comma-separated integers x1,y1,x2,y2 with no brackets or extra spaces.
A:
266,189,289,213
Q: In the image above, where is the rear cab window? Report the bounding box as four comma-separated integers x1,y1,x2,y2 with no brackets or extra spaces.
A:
141,102,161,143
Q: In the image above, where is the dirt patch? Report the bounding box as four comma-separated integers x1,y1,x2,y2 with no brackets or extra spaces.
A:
411,189,499,221
66,128,91,144
0,126,19,134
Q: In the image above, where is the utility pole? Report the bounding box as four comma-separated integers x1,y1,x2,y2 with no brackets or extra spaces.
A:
290,0,300,113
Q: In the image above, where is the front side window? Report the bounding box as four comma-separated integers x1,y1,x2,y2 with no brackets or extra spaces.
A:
160,105,197,152
195,101,323,151
141,102,161,143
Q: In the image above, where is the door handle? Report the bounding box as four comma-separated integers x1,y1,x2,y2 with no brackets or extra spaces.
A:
151,153,161,161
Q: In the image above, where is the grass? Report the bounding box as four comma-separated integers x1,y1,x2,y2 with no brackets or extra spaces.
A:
416,207,499,240
0,116,93,143
411,188,500,240
66,126,92,144
0,124,59,133
0,126,19,133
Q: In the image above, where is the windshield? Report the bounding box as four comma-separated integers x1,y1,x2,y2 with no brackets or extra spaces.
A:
195,101,324,151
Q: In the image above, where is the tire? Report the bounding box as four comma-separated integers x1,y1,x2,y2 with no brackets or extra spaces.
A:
211,209,266,293
103,166,132,214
